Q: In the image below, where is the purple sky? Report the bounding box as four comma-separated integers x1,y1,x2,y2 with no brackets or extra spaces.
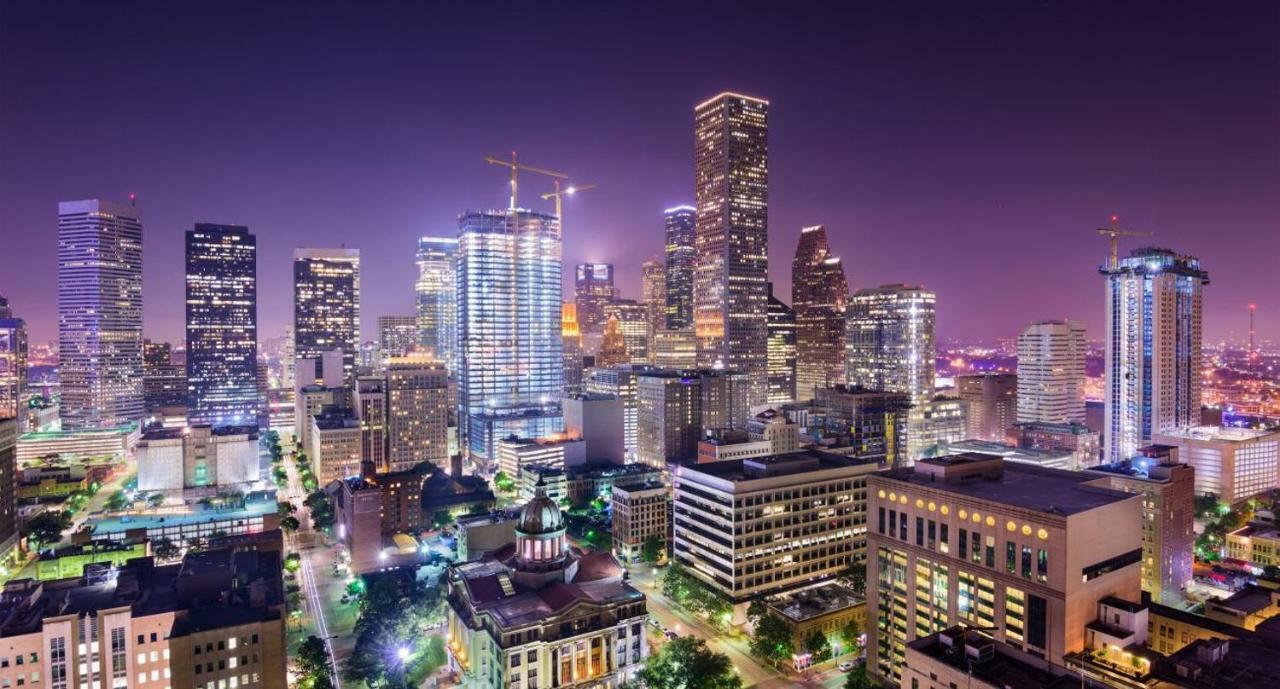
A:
2,2,1276,347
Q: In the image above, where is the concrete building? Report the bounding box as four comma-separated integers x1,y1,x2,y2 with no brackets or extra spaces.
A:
611,482,669,564
663,206,696,331
0,419,16,560
185,224,258,427
909,397,967,461
386,356,449,471
866,453,1142,682
310,411,362,485
641,259,666,361
635,369,750,468
672,450,879,608
520,464,662,509
1224,524,1280,573
1007,421,1101,470
0,535,287,689
328,462,432,573
651,329,697,370
142,341,186,417
293,383,346,457
354,375,387,472
766,284,797,405
1152,426,1279,503
1017,320,1086,424
377,315,419,363
603,300,650,365
293,248,360,384
692,92,770,407
414,236,457,374
456,509,520,562
17,424,139,464
563,394,625,465
562,303,584,397
136,425,259,493
1102,248,1208,461
792,226,849,401
496,436,586,479
958,373,1017,442
696,409,801,463
445,487,649,688
765,581,866,665
809,386,911,466
585,365,660,459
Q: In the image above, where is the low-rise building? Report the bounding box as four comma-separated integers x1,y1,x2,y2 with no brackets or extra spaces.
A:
496,435,587,480
456,509,520,562
611,482,669,564
521,463,662,509
939,438,1078,470
764,581,866,663
17,423,139,464
1225,523,1280,572
136,425,260,493
1153,426,1280,504
1007,421,1101,469
81,493,280,545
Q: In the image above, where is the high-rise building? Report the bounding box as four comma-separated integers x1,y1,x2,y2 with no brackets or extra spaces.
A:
846,284,936,407
1102,248,1208,461
0,296,28,428
792,225,849,399
811,385,911,466
293,248,360,384
386,355,449,471
1153,426,1279,504
414,236,457,367
0,418,16,557
958,373,1018,442
585,365,659,458
58,199,144,429
604,299,650,364
185,224,258,426
561,302,584,397
574,262,616,335
457,210,563,469
142,340,187,415
641,258,666,359
377,315,418,362
693,92,770,406
635,369,750,468
596,315,630,368
766,283,797,405
664,206,697,330
1016,320,1086,424
866,454,1143,682
355,375,388,471
651,329,697,370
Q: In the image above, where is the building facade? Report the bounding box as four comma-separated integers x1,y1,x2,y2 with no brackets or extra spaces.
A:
602,300,650,365
386,355,449,471
692,92,770,407
377,315,418,363
663,206,697,330
414,236,457,367
1016,320,1086,424
0,296,27,429
766,284,797,405
574,263,616,336
185,224,258,426
58,199,144,429
958,373,1018,442
845,284,936,407
792,225,849,400
293,248,360,384
641,259,665,361
635,370,750,468
1152,426,1279,504
611,482,669,564
810,385,911,467
355,375,388,472
562,303,584,397
1102,248,1208,461
136,425,260,492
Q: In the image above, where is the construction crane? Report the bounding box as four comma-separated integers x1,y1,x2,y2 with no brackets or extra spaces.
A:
541,181,597,226
484,152,568,212
1095,216,1152,269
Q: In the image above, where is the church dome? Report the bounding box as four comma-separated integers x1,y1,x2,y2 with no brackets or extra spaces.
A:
517,477,564,535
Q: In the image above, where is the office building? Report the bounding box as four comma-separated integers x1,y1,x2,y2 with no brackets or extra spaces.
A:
1085,455,1195,606
635,369,750,468
958,373,1018,442
695,408,802,463
293,382,346,457
603,300,650,364
519,463,660,509
809,385,911,466
611,482,669,564
293,248,360,383
672,450,879,608
909,397,968,461
1006,421,1100,469
766,284,797,405
445,487,649,688
377,315,419,363
765,581,866,664
562,303,584,397
457,210,563,470
136,424,260,492
185,224,258,426
563,393,626,465
641,259,665,360
866,453,1143,681
310,410,362,485
386,355,449,471
329,461,432,573
58,199,145,429
596,316,629,368
585,365,658,459
1016,320,1086,424
845,284,936,407
0,535,288,689
496,436,586,479
414,236,457,368
1102,248,1209,461
355,375,388,472
692,92,770,407
16,423,139,464
574,262,616,335
0,418,16,558
663,206,697,330
1152,426,1279,504
142,341,187,416
0,296,27,429
792,225,849,400
1225,524,1280,573
651,328,697,370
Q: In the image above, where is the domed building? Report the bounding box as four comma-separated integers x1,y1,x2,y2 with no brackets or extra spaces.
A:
446,478,649,688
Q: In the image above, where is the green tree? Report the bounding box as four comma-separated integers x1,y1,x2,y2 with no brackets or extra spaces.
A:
746,599,768,627
296,635,333,689
493,471,516,492
750,614,794,668
281,516,301,532
840,620,862,651
844,663,873,689
805,630,831,663
278,501,297,516
147,493,166,508
636,636,741,689
641,534,664,564
24,510,73,548
432,510,454,529
105,491,131,511
152,538,181,561
842,559,867,595
1194,493,1220,518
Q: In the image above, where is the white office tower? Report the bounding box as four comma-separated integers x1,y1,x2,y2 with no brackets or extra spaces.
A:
1102,248,1208,462
1016,320,1086,424
846,284,936,406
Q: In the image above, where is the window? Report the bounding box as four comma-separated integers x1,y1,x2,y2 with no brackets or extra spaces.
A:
959,529,968,559
889,510,897,537
1021,546,1032,579
916,517,924,546
878,507,885,534
1006,542,1017,573
1037,549,1048,582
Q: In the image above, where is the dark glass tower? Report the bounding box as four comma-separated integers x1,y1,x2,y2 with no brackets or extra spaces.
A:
574,263,616,335
186,224,258,426
293,248,360,383
663,206,696,330
766,283,796,404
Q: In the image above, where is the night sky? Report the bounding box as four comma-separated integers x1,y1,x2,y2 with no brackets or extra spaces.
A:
1,2,1275,346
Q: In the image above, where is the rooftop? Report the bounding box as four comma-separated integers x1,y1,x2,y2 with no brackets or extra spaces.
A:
1157,426,1277,443
679,449,878,483
766,581,863,623
908,628,1073,689
1210,585,1277,615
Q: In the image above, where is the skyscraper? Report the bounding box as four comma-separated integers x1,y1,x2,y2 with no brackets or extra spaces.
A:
561,302,584,397
457,209,563,469
377,315,418,362
845,284,936,407
957,373,1017,442
0,296,27,429
414,236,457,368
574,262,616,335
792,225,849,399
57,199,144,429
663,206,696,330
693,92,770,406
641,258,666,359
293,248,360,384
766,284,796,405
1102,248,1208,461
185,224,258,426
386,355,449,471
355,375,387,471
1016,320,1086,424
603,299,650,364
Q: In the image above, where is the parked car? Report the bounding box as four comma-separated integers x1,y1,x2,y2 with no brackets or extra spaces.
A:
647,618,661,628
838,661,855,672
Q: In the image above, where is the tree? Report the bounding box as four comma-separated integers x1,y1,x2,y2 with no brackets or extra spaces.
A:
147,493,166,508
105,491,131,512
432,510,454,529
467,502,489,516
152,538,181,561
306,491,335,530
750,614,794,668
1194,493,1220,518
641,534,664,564
746,599,769,628
840,619,862,651
281,516,301,532
278,501,297,516
805,630,831,663
844,663,872,689
1263,564,1280,580
493,471,516,492
296,635,334,689
842,559,867,595
24,510,73,548
636,636,741,689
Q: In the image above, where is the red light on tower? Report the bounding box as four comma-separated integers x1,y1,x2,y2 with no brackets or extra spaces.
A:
128,193,136,207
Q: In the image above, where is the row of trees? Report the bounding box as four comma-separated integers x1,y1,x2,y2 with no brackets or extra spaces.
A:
295,635,336,689
621,636,741,689
343,573,447,688
306,491,335,531
661,563,732,629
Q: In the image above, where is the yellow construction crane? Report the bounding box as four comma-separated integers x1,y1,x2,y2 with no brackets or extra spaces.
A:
541,181,596,224
484,152,568,212
1096,216,1152,269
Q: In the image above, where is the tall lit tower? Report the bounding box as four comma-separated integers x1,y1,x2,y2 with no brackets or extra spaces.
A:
693,92,769,406
792,225,849,400
574,263,616,336
0,296,27,429
415,236,457,368
1102,247,1208,461
641,258,666,359
293,248,360,383
185,224,258,426
57,199,144,429
1016,320,1086,424
663,206,696,330
766,284,797,405
845,284,936,406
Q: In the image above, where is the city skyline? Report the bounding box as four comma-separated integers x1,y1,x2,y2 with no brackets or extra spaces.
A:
1,4,1274,349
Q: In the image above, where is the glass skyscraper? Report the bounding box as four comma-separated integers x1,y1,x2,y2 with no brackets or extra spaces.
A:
792,225,849,400
574,262,616,336
57,199,144,429
663,206,696,330
845,284,936,407
415,236,457,368
293,248,360,383
766,284,797,405
185,224,258,426
457,209,563,470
